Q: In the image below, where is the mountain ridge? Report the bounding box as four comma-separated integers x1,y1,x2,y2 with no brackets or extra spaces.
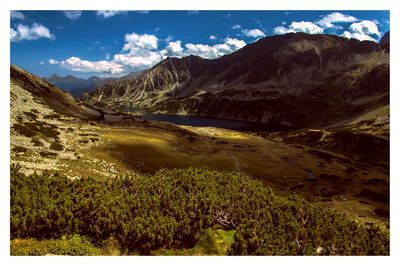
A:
44,73,114,98
85,32,389,129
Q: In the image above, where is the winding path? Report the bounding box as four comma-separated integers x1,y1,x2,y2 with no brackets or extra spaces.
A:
222,151,241,172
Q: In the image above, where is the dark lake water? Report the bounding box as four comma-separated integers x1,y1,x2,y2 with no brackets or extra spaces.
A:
117,106,287,132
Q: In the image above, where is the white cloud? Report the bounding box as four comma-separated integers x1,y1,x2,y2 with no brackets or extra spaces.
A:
290,21,324,34
111,32,163,71
40,61,44,65
11,11,25,20
185,43,215,58
113,52,163,70
10,23,55,42
209,35,217,40
122,33,158,52
61,56,124,74
342,20,381,42
349,20,381,37
49,59,59,65
224,38,247,50
342,31,376,42
242,28,266,38
317,12,358,29
162,41,185,57
274,21,323,35
96,11,126,18
63,11,82,20
273,26,294,35
185,37,246,59
10,28,17,40
56,33,247,74
232,24,242,30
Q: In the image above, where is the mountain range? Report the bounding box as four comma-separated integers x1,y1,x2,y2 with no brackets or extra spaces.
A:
44,74,113,98
9,32,390,254
84,32,389,130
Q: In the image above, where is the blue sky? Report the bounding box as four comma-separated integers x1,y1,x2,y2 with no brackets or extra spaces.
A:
10,10,389,78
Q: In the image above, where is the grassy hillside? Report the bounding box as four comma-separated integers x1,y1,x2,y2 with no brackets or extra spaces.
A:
11,165,389,255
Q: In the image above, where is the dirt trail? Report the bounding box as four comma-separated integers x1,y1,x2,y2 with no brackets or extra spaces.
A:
221,151,241,172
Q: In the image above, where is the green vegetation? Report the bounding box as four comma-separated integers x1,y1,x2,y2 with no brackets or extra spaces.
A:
12,146,28,153
12,120,60,139
49,141,64,151
39,151,57,157
11,235,101,256
153,228,235,255
10,164,389,255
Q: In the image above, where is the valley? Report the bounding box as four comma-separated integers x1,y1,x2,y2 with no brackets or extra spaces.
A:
11,65,389,227
10,31,390,255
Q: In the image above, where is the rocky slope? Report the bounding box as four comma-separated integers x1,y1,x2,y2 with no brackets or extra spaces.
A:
10,64,390,226
85,33,389,129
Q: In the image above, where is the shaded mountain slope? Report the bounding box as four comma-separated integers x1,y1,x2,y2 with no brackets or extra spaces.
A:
86,33,389,128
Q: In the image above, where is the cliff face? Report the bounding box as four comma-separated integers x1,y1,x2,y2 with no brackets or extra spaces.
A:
86,33,389,128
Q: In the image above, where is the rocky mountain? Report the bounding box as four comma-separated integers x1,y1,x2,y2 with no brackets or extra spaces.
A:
85,32,389,129
380,31,390,45
44,74,113,98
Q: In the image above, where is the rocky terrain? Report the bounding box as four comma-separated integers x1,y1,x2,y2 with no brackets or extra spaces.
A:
10,64,389,227
85,33,389,129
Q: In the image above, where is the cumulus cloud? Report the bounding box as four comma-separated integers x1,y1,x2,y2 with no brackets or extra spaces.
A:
61,56,124,74
273,26,294,35
317,12,358,29
242,28,266,38
185,37,246,59
342,31,376,42
232,24,242,30
112,33,163,71
49,59,59,65
122,33,158,52
274,21,323,35
11,11,25,20
10,23,55,42
113,52,163,70
209,35,217,40
56,33,247,74
96,11,126,18
162,41,185,57
63,11,82,20
342,20,381,42
349,20,381,36
113,35,245,71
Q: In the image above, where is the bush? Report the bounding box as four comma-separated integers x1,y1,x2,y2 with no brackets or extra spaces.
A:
10,164,389,255
10,235,101,256
49,141,63,151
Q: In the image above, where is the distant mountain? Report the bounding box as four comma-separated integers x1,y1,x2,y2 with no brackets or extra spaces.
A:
44,74,113,98
86,32,389,129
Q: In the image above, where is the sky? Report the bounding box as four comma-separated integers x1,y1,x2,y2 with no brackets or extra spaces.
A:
10,10,390,79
